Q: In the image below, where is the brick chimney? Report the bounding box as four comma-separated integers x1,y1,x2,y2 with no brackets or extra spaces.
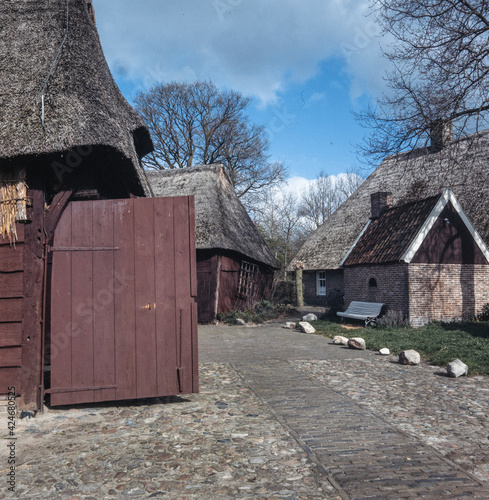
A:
370,192,393,220
430,119,452,152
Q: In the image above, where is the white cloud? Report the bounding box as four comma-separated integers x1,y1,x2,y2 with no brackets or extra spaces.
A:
279,172,361,197
92,0,389,105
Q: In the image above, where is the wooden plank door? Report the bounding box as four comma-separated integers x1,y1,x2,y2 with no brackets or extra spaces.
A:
48,197,198,406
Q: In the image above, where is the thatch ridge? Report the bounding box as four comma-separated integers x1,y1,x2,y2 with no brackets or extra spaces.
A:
0,0,153,196
293,130,489,270
147,165,279,269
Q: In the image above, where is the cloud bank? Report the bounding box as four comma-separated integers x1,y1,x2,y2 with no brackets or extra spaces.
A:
93,0,388,105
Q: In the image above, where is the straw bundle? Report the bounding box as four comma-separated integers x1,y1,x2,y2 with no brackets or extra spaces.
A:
0,167,28,243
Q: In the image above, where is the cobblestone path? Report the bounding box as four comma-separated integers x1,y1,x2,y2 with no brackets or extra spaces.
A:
235,359,487,499
1,320,487,499
200,321,489,499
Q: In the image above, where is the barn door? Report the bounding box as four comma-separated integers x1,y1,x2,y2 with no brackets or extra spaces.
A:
47,197,198,406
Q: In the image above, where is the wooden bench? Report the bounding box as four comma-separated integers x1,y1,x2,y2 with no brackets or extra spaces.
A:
337,301,384,326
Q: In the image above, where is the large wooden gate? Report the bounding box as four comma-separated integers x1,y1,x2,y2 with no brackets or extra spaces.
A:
47,197,198,406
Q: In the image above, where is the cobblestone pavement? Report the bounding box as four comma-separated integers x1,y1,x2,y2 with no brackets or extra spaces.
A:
1,361,336,499
200,321,489,499
0,320,487,499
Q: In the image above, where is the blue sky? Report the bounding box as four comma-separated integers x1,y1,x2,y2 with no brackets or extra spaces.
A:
93,0,390,180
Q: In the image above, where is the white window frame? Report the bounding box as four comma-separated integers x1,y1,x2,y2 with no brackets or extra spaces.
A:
317,271,326,296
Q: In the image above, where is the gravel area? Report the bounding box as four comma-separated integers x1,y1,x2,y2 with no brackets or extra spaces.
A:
293,354,489,484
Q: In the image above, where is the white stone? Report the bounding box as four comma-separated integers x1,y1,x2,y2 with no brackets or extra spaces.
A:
348,337,366,350
297,322,316,334
379,348,390,356
332,335,349,345
283,322,296,329
302,313,318,322
447,359,468,378
398,349,420,365
235,318,246,325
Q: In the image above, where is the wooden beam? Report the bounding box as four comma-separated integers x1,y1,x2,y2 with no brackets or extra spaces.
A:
44,190,73,245
19,189,44,410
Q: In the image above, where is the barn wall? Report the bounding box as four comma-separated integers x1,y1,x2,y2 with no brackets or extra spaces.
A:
408,263,489,326
217,253,274,315
196,251,218,323
0,225,24,396
343,263,409,318
197,249,274,322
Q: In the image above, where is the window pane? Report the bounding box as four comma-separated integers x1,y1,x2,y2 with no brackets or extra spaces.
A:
317,272,326,296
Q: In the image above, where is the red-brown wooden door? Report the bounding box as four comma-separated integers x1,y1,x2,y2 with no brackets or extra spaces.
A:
48,197,198,406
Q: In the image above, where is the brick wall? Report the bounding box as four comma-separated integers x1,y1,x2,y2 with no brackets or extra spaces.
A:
343,263,408,316
303,270,344,306
408,264,489,326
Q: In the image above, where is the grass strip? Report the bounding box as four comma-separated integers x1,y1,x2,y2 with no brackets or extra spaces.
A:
311,319,489,375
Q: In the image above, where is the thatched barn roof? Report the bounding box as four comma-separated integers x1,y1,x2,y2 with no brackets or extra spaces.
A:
0,0,152,196
148,165,279,269
293,130,489,271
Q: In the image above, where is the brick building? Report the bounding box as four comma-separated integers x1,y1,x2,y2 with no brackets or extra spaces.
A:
291,126,489,314
341,190,489,326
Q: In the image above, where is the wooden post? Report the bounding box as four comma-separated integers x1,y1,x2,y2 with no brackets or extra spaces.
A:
19,190,44,411
19,189,73,411
294,261,304,307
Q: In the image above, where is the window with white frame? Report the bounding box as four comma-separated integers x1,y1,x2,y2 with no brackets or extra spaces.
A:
317,271,326,296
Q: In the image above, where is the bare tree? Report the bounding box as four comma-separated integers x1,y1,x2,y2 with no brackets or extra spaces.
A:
357,0,489,164
298,171,363,230
135,80,286,197
252,187,306,273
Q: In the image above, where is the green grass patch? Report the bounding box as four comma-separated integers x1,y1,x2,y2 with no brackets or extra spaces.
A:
311,319,489,375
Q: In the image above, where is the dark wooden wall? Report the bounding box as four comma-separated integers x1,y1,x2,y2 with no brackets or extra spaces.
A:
196,249,275,323
412,203,488,264
0,226,24,396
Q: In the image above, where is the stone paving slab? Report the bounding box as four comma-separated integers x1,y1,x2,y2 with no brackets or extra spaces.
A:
234,359,487,499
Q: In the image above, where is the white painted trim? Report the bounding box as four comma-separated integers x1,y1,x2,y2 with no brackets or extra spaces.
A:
402,189,489,263
339,219,371,267
316,271,326,296
446,190,489,263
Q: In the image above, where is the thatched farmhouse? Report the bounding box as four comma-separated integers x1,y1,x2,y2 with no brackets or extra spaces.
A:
0,0,198,411
292,125,489,324
342,190,489,326
148,165,279,323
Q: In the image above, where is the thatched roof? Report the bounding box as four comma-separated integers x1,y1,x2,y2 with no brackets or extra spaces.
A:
0,0,152,196
148,165,279,269
293,130,489,271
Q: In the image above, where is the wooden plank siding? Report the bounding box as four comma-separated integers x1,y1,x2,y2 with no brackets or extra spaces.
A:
0,225,24,396
196,249,275,323
49,197,198,406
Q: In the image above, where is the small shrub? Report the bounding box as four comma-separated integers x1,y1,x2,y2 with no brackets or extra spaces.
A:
325,291,344,317
475,303,489,322
377,310,408,328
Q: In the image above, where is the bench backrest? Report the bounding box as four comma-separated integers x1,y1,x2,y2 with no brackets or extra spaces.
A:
345,301,384,317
